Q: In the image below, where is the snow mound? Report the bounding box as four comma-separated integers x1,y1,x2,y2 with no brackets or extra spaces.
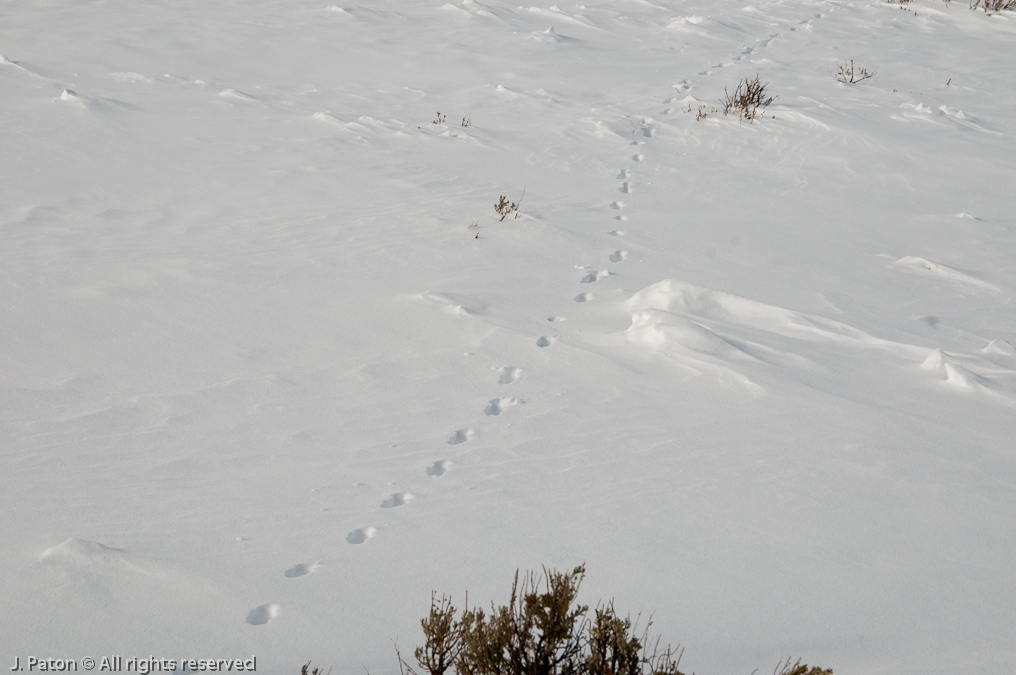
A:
59,89,85,106
530,26,580,44
625,308,753,361
218,88,258,102
982,339,1016,360
626,279,899,349
40,538,131,569
921,348,1016,401
892,256,998,292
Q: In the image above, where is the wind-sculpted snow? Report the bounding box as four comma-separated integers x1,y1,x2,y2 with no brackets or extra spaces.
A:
892,255,1000,292
622,279,1016,403
41,538,137,571
623,305,766,395
626,279,914,351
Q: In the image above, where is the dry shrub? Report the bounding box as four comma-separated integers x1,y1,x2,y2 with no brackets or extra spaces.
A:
399,566,684,675
970,0,1016,10
834,60,876,84
397,565,832,675
721,75,775,123
495,188,524,221
775,658,833,675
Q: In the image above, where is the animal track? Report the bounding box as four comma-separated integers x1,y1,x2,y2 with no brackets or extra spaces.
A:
619,182,632,194
536,336,555,348
485,397,520,416
609,250,628,263
284,562,320,578
246,603,281,626
427,460,452,477
346,527,377,544
580,270,612,283
608,230,624,237
610,201,626,209
381,492,413,508
574,293,593,302
448,428,474,444
498,366,522,384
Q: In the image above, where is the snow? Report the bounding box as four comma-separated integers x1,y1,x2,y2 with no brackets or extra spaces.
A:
2,0,1015,673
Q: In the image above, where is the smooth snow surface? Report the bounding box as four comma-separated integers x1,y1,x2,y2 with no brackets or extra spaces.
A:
2,1,1015,673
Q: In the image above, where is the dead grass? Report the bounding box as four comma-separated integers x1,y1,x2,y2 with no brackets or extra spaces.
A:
721,75,776,123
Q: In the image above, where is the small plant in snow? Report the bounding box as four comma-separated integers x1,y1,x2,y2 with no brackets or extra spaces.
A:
432,111,447,124
696,104,718,120
461,113,472,127
774,658,834,675
834,60,876,84
683,102,718,120
495,188,524,221
970,0,1016,11
721,75,776,123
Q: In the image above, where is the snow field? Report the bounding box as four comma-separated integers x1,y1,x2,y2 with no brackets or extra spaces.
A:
2,1,1015,673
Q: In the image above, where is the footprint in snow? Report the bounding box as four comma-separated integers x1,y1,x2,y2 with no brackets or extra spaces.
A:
448,428,474,444
619,182,632,194
574,293,593,302
610,201,626,209
284,563,320,578
536,336,555,348
427,460,452,477
609,250,628,263
381,492,413,508
246,603,281,626
346,527,377,544
485,397,520,416
617,169,629,179
581,270,613,283
498,366,522,384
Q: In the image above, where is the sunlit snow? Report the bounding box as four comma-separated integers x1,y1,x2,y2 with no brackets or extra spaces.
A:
2,1,1015,673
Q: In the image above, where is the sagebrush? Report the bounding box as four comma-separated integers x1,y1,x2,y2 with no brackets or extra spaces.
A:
393,565,832,675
